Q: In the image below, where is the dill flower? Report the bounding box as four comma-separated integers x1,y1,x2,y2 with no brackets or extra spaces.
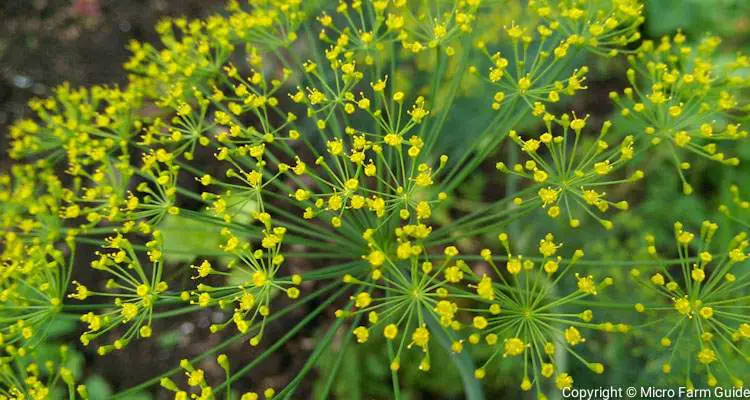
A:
125,0,304,102
467,232,623,396
479,26,589,112
9,84,142,168
1,0,747,397
72,231,180,353
478,0,643,112
317,0,478,66
529,0,644,57
60,171,131,231
0,238,74,348
140,91,215,161
0,164,66,242
287,71,449,231
0,346,88,400
629,221,749,387
338,227,467,372
119,151,181,226
192,215,302,346
160,355,274,400
496,113,642,229
207,65,296,151
609,33,749,194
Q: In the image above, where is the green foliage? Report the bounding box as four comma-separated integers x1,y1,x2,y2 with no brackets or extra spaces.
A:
1,0,750,399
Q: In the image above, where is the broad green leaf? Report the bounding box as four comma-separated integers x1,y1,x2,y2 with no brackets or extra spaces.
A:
158,214,224,263
84,375,112,399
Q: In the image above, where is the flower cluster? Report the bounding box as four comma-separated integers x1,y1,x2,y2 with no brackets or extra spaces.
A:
340,228,466,372
0,346,88,400
0,238,74,349
468,233,626,397
630,221,749,388
609,33,749,194
193,215,302,346
496,113,642,229
70,232,179,354
530,0,644,56
160,355,276,400
1,0,749,398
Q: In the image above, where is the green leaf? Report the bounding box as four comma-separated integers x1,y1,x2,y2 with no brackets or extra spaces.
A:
84,375,113,399
158,214,225,263
44,317,78,339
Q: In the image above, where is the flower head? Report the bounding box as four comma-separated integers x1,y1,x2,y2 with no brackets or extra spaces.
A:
466,232,621,393
630,221,749,386
497,114,640,229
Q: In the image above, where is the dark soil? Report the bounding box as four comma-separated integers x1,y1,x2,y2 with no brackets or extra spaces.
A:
0,0,221,163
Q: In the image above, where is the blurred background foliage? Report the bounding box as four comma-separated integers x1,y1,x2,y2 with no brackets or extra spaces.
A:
1,0,749,398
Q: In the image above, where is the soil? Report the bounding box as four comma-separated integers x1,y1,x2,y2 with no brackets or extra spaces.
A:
0,0,221,164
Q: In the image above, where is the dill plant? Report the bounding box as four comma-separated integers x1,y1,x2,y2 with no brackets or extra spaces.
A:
0,0,749,399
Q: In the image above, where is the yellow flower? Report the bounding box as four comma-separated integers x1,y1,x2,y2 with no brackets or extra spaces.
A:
503,337,525,357
473,316,488,329
697,348,717,365
650,273,665,286
187,369,205,387
69,281,90,300
541,363,554,378
576,274,597,295
543,260,559,274
252,271,268,287
538,234,560,257
193,260,212,278
354,292,372,308
411,326,430,350
739,323,750,338
594,160,612,175
564,326,584,346
384,133,403,147
555,373,573,389
673,297,691,316
198,293,212,307
699,306,713,319
538,187,559,207
476,275,494,300
444,265,464,283
353,326,369,343
507,257,522,275
691,267,705,282
327,139,344,156
384,324,398,340
121,303,139,322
